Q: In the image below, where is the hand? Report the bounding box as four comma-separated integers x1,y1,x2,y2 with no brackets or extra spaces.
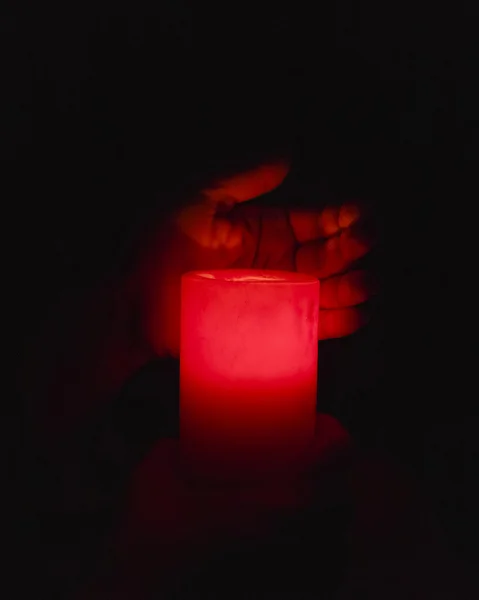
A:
22,158,375,441
75,414,353,599
138,159,376,357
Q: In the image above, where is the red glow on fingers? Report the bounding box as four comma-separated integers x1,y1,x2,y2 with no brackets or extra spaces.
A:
289,203,362,245
295,225,373,280
206,160,291,204
289,207,341,243
339,222,375,263
320,270,376,309
318,307,367,340
338,203,361,229
295,235,343,280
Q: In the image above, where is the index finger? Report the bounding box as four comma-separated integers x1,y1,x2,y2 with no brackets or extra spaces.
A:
204,159,291,205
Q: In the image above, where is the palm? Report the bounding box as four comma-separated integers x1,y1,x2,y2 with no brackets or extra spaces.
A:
140,161,375,357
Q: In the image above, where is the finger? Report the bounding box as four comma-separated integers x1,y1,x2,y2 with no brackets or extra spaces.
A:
176,202,245,250
306,413,353,470
296,223,374,279
204,158,291,204
320,270,378,309
318,306,370,340
288,203,361,243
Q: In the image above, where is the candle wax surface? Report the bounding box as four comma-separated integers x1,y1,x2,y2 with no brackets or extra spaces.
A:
180,270,320,482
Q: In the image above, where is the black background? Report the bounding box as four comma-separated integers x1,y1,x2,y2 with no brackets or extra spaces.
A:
5,2,479,596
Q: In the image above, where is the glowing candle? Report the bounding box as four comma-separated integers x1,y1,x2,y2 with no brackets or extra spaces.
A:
180,270,320,482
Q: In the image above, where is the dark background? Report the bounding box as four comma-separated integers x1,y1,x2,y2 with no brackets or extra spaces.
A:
5,2,479,596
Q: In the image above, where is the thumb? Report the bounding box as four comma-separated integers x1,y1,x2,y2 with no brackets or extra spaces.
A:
204,158,291,204
176,158,290,250
176,199,245,250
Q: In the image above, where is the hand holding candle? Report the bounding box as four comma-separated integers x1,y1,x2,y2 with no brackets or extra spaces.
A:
23,155,377,503
139,158,376,359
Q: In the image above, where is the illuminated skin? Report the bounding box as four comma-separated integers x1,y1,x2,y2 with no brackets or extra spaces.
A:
25,160,465,599
139,159,376,358
25,159,375,441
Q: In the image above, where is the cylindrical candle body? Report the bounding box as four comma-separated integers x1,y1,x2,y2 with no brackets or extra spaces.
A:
180,270,320,481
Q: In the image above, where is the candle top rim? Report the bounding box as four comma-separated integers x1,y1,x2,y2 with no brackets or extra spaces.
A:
182,269,318,285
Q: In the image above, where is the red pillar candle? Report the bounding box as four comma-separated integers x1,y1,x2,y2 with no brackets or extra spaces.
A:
180,270,320,482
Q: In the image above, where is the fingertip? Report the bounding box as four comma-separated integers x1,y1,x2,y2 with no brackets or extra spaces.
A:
340,226,374,263
320,206,341,237
337,269,378,307
210,158,291,204
260,158,291,189
339,203,361,229
318,307,370,340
